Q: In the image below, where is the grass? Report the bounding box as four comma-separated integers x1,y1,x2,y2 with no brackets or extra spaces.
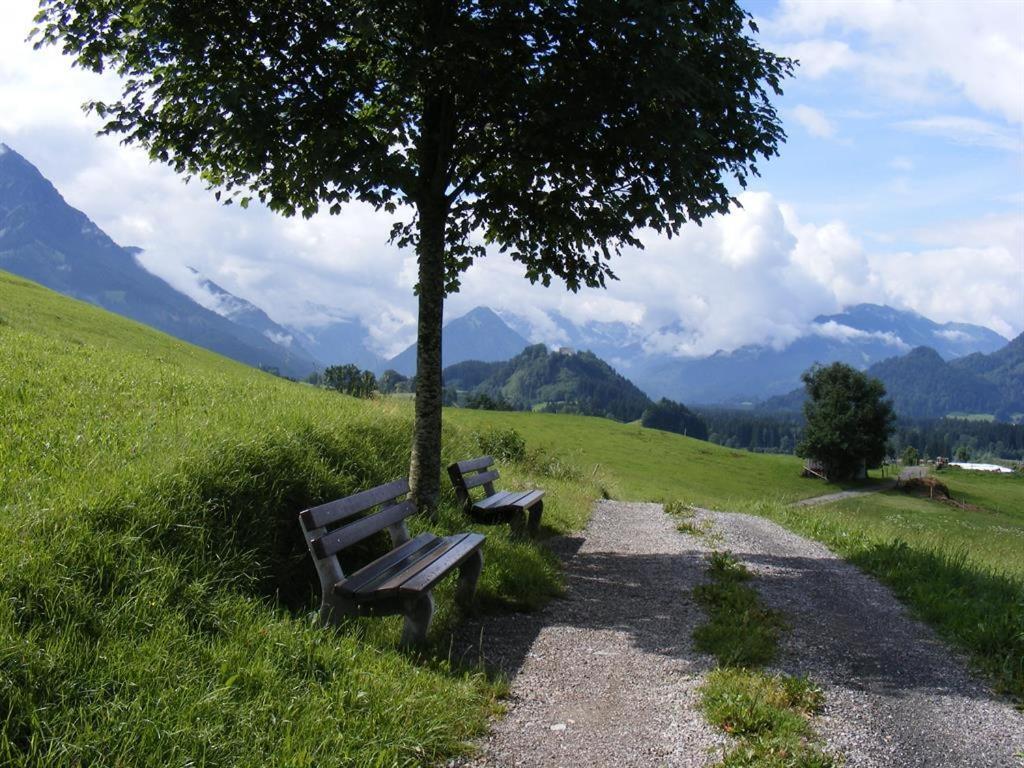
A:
692,552,785,668
665,499,712,537
447,409,867,509
0,271,604,766
701,670,834,768
742,486,1024,703
690,550,836,767
934,466,1024,520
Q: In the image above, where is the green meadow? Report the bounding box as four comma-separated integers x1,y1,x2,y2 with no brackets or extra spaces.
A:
2,268,1021,767
446,408,863,508
0,271,599,766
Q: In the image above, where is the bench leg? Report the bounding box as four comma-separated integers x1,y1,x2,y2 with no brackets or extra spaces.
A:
455,548,483,609
320,592,356,627
400,592,435,648
527,500,543,538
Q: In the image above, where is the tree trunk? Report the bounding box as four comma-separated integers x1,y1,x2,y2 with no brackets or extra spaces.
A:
409,198,447,514
409,0,455,515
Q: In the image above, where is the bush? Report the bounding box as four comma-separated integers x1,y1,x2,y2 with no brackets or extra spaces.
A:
475,426,527,463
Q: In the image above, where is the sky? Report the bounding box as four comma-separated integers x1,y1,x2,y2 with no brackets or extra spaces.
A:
0,0,1021,358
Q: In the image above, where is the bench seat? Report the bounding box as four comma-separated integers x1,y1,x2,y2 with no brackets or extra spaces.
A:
448,456,544,536
299,479,484,646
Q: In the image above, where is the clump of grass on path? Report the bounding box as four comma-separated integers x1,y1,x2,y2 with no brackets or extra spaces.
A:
692,551,785,668
701,669,834,768
691,548,838,768
664,499,711,537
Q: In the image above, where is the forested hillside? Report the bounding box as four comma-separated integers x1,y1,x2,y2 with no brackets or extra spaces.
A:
444,344,653,422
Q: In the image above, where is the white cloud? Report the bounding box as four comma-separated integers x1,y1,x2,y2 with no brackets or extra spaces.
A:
791,105,837,139
814,321,910,350
896,116,1023,153
780,39,856,79
0,0,1020,364
765,0,1024,124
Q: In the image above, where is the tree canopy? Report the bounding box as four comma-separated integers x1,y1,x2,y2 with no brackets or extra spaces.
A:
797,363,896,481
36,0,792,508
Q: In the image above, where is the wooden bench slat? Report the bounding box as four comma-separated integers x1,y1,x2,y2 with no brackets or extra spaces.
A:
312,500,416,559
300,478,409,530
473,490,517,510
510,489,545,509
453,455,494,474
463,470,500,490
399,533,486,594
334,533,440,596
369,533,477,597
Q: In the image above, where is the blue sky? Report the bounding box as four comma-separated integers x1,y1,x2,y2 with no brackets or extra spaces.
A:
0,0,1021,356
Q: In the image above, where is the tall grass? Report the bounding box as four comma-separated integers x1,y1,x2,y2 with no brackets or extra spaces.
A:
0,272,601,765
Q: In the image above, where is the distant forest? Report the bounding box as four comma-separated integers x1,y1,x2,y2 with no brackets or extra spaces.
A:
696,408,1024,461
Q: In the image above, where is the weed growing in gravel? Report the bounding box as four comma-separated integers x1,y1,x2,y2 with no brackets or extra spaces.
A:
691,550,839,767
691,552,785,667
665,500,709,537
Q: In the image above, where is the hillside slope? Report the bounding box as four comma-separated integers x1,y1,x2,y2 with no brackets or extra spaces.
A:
445,344,654,421
0,270,602,766
0,144,313,378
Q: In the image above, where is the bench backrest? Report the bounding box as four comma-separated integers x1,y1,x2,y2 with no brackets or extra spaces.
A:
299,479,415,578
447,455,499,510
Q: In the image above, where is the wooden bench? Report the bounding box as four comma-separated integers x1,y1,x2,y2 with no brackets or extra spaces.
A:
298,478,484,647
447,455,544,537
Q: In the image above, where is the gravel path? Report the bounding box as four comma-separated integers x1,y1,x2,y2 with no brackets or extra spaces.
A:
695,507,1024,767
455,501,1023,767
455,500,725,767
790,481,896,507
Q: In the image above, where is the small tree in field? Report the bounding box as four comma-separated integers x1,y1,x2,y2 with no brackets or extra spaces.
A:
901,446,919,467
797,363,896,481
35,0,792,511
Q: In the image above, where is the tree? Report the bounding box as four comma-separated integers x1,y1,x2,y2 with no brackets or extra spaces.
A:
378,369,409,395
36,1,791,511
641,398,709,441
797,363,896,481
323,364,377,398
901,446,919,467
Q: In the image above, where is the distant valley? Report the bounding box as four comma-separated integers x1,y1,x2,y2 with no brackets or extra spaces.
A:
1,142,1016,416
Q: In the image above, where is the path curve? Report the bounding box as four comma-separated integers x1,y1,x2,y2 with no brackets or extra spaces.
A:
456,501,1023,767
695,507,1023,767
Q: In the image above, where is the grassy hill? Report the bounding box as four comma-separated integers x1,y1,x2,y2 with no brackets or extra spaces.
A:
0,270,603,766
3,266,1020,764
447,408,854,508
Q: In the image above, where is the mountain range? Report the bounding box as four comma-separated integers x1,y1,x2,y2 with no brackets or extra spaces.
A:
1,142,1015,408
0,144,314,378
763,334,1024,421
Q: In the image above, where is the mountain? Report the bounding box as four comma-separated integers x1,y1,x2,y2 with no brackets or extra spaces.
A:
867,346,1003,418
814,304,1007,359
187,268,321,369
288,314,382,371
386,306,530,376
0,143,314,378
444,343,653,422
626,304,1007,404
761,335,1024,421
950,333,1024,413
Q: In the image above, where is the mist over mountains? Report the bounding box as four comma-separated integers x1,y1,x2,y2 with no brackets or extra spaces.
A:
1,143,1014,413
